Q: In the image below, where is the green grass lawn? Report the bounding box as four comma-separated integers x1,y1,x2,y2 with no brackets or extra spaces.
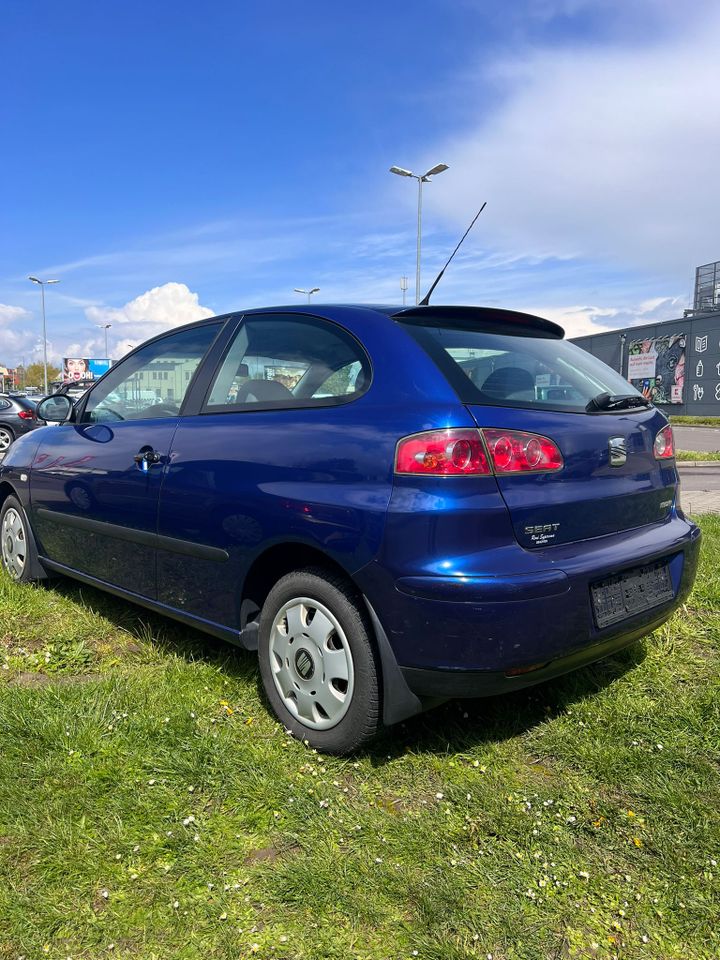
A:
1,519,719,960
676,451,720,462
670,416,720,427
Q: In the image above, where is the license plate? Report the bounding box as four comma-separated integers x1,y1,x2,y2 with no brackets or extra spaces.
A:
591,562,674,629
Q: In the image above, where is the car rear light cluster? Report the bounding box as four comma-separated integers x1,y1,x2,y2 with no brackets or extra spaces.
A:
17,410,35,420
395,429,492,476
653,424,675,460
395,428,563,476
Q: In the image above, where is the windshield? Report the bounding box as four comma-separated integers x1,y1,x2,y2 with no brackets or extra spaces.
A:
401,322,647,414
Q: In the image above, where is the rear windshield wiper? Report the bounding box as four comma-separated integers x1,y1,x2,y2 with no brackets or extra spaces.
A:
585,392,650,413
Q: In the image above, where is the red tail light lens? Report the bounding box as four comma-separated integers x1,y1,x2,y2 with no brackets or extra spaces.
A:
395,429,492,476
653,424,675,459
17,409,35,420
482,429,563,474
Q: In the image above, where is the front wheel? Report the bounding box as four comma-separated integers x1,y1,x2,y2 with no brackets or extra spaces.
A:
0,496,37,583
258,567,380,754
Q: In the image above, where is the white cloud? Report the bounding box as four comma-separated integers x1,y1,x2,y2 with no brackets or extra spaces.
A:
82,282,214,359
537,295,686,339
425,8,720,284
0,303,45,364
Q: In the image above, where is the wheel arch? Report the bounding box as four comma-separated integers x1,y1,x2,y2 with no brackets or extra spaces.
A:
240,542,356,632
0,480,18,510
0,483,48,581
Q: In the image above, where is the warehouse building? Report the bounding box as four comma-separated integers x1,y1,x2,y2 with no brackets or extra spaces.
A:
572,262,720,417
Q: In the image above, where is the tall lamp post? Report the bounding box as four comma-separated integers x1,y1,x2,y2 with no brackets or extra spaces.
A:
389,163,449,304
97,323,112,358
294,287,320,304
28,276,60,395
400,275,409,306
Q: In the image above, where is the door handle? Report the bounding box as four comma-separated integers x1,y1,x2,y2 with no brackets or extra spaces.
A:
133,450,162,467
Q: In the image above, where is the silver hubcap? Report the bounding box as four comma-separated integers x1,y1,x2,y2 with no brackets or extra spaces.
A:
1,508,27,580
269,597,354,730
0,429,13,452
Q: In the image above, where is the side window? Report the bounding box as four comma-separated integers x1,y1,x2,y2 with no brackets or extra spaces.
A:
204,314,370,411
82,323,221,423
0,399,11,410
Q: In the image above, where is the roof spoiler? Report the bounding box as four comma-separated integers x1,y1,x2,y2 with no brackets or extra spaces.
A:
390,305,565,339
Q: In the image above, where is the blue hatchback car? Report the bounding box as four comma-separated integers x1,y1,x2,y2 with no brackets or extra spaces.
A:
0,305,701,752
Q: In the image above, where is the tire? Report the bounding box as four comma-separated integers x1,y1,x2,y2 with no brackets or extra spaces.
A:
0,496,38,583
258,567,380,754
0,426,14,453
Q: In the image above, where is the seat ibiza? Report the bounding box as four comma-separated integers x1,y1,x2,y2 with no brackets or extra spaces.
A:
0,305,701,752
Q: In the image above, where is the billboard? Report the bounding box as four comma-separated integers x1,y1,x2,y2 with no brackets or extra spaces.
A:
63,357,111,383
627,334,686,404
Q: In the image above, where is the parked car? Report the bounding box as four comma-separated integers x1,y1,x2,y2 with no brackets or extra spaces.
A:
0,305,701,752
0,394,43,453
48,378,97,401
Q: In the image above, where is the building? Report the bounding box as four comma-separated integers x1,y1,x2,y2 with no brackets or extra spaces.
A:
572,264,720,416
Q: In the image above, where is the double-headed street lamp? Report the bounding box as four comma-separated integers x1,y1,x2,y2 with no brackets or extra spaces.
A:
28,276,60,394
96,323,112,359
294,287,320,304
389,162,449,305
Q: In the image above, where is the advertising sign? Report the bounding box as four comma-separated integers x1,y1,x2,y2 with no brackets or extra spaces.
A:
627,334,685,404
63,357,112,383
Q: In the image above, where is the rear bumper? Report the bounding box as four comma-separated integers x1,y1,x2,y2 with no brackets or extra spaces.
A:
357,514,701,678
400,607,672,698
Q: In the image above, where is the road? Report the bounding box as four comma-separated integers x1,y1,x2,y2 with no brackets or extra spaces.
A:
673,425,720,453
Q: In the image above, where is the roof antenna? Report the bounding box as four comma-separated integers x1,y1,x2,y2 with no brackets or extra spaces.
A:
419,202,487,306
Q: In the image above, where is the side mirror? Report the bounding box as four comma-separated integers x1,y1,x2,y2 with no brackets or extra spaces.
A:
37,394,74,423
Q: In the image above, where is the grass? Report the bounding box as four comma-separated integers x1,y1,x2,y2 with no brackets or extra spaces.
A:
1,519,719,960
670,416,720,426
676,451,720,461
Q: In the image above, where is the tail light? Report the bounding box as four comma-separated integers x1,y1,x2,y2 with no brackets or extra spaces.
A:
395,428,563,476
395,429,492,476
653,424,675,460
482,429,563,474
17,409,35,420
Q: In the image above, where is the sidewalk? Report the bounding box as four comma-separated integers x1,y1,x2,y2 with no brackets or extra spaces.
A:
677,461,720,514
684,491,720,514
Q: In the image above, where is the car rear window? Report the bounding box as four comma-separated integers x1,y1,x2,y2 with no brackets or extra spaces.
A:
400,321,647,413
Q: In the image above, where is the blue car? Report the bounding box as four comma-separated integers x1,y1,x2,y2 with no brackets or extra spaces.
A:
0,305,701,752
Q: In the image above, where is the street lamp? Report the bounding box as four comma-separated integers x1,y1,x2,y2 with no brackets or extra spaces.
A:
28,276,60,394
294,287,320,304
96,323,112,358
389,162,449,304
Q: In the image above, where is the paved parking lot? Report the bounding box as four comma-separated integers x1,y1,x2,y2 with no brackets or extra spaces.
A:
678,461,720,514
673,425,720,453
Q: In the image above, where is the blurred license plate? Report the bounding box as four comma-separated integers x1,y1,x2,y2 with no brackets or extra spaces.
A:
591,562,674,629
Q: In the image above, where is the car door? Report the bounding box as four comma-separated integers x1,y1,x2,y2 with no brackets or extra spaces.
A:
29,321,223,596
155,312,383,632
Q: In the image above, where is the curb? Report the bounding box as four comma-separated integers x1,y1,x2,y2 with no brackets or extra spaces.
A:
676,460,720,469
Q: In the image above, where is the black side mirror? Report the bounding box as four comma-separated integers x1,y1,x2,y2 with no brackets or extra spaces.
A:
38,394,74,423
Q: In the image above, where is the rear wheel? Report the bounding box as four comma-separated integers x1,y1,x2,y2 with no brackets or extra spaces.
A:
258,567,380,753
0,426,14,453
0,496,37,583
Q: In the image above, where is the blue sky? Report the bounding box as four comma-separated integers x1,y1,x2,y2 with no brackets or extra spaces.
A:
1,0,718,365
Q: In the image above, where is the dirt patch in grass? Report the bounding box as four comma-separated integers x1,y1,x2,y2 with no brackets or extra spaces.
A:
245,842,300,865
5,671,103,688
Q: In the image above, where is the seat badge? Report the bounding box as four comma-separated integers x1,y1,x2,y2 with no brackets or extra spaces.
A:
609,436,627,467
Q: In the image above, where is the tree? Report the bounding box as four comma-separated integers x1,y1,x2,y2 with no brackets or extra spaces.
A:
24,362,61,390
